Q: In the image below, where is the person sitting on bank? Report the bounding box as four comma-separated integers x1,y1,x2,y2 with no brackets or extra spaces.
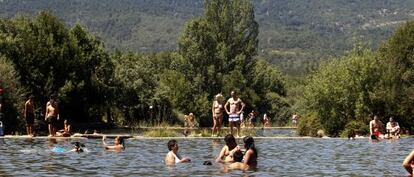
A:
386,117,400,138
165,139,191,165
369,115,384,139
183,113,196,136
57,119,71,137
403,149,414,176
216,134,239,163
102,135,125,151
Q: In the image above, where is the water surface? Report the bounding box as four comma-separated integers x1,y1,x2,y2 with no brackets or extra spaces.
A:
0,137,411,176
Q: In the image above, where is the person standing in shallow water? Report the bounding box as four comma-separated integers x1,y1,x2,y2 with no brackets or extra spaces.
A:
216,134,239,163
45,95,59,137
225,91,245,137
212,94,225,137
24,95,35,136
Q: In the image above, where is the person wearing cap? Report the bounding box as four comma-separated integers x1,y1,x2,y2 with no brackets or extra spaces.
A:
212,94,225,137
225,90,245,137
24,95,35,136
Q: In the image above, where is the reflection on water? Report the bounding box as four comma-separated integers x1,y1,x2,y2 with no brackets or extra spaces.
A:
0,137,412,176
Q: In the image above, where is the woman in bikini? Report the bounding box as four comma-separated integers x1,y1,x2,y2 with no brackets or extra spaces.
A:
165,139,191,165
212,94,225,137
242,136,257,168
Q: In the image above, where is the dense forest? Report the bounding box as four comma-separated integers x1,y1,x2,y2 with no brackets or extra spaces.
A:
0,0,414,137
1,0,414,75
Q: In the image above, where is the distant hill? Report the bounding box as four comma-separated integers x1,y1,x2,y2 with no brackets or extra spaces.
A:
1,0,414,74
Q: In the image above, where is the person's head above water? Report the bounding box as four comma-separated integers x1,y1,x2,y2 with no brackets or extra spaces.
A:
224,134,237,149
115,136,125,147
168,139,178,151
233,150,244,162
73,142,85,153
243,136,257,157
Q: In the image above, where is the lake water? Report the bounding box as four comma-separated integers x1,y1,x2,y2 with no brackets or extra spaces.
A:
0,135,412,176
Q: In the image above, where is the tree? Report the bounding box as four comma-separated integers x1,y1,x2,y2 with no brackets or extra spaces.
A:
0,12,114,127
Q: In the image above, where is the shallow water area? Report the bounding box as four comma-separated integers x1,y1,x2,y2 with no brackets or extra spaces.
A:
0,135,412,176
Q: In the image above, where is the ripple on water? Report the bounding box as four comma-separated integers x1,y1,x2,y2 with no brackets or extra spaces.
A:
0,137,412,176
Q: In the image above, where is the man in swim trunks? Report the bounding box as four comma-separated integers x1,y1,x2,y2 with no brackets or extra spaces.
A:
225,91,245,137
45,95,59,137
369,115,384,139
24,95,35,136
216,134,239,163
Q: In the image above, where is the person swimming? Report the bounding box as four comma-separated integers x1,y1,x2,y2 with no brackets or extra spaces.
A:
242,136,257,168
102,136,125,151
216,134,238,163
228,150,249,170
70,142,85,153
165,139,191,165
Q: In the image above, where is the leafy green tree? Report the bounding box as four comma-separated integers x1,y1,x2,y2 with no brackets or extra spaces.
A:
0,56,27,133
0,12,114,128
302,47,381,136
378,21,414,129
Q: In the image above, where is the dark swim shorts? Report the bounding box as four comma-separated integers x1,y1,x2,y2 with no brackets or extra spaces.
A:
25,112,35,125
46,116,57,126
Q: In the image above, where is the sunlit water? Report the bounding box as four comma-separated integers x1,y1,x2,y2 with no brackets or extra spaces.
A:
0,135,412,176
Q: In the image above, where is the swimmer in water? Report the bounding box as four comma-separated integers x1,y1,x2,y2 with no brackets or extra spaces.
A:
165,139,191,165
102,136,125,151
69,142,85,153
216,134,239,163
228,150,248,170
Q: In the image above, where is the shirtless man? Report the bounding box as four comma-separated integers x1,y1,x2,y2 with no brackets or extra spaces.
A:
212,94,225,136
24,95,35,136
369,115,384,139
225,91,245,137
216,134,239,163
45,95,59,137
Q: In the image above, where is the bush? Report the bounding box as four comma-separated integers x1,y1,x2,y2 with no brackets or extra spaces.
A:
297,112,323,137
340,120,369,138
0,56,27,134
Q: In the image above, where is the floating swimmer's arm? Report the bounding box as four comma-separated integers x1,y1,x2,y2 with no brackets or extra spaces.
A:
403,150,414,175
